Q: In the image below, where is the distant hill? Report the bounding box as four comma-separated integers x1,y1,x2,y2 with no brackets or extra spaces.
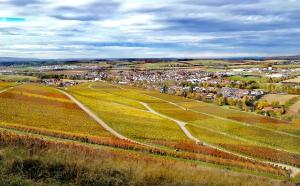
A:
265,55,300,60
0,57,39,63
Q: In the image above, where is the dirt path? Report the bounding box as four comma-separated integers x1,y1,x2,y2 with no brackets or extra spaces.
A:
139,102,202,144
87,82,300,176
144,93,300,140
0,86,15,94
99,82,300,153
57,89,152,147
140,101,300,177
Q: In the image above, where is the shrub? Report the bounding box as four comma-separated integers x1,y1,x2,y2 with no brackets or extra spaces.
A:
10,159,46,180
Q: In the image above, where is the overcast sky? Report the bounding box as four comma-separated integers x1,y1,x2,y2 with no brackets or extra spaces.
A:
0,0,300,59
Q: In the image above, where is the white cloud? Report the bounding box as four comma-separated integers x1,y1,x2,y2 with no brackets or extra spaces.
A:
0,0,300,58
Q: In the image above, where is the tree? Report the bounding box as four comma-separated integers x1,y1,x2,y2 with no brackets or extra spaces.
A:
227,98,237,106
256,100,269,110
161,84,168,93
215,96,225,106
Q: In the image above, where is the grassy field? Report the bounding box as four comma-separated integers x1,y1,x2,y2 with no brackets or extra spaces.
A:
290,100,300,114
261,94,299,105
0,75,38,82
281,76,300,83
0,129,293,186
228,75,270,83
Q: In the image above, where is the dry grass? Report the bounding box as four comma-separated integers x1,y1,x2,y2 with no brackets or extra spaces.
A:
261,94,298,105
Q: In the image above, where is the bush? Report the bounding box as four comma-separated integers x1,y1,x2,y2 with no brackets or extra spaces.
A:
10,159,46,180
47,162,78,182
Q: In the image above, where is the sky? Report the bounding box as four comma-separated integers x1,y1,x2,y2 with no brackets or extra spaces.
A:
0,0,300,59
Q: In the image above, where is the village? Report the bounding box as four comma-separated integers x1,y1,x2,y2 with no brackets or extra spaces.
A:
1,60,300,120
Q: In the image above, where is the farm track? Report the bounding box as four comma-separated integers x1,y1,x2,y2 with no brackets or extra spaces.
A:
1,84,300,177
57,89,153,148
140,102,300,177
97,83,300,153
139,102,201,144
97,83,300,176
144,93,300,141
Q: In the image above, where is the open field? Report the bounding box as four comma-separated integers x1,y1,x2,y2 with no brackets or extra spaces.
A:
0,82,17,90
0,75,38,82
282,76,300,84
228,75,270,83
290,100,300,114
138,62,191,69
261,94,299,105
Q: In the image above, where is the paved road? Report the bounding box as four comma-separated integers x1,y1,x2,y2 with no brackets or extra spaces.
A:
57,89,153,147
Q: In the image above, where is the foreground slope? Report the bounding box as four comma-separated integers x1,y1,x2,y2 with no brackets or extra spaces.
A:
0,129,294,186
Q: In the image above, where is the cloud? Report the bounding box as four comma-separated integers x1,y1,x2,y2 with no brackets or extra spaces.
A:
0,0,300,58
50,1,120,21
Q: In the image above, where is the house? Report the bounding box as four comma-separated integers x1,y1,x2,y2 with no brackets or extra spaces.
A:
42,79,60,85
221,87,249,99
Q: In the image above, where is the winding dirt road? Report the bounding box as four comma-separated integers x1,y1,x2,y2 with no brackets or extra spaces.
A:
140,101,300,177
139,101,201,144
85,82,300,176
57,89,153,147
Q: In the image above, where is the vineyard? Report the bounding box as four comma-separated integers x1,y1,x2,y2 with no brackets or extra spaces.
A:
0,82,300,183
0,130,291,186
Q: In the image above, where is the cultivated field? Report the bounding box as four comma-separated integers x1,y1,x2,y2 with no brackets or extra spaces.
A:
0,82,17,90
0,75,38,82
75,82,300,170
261,94,299,105
0,84,113,138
